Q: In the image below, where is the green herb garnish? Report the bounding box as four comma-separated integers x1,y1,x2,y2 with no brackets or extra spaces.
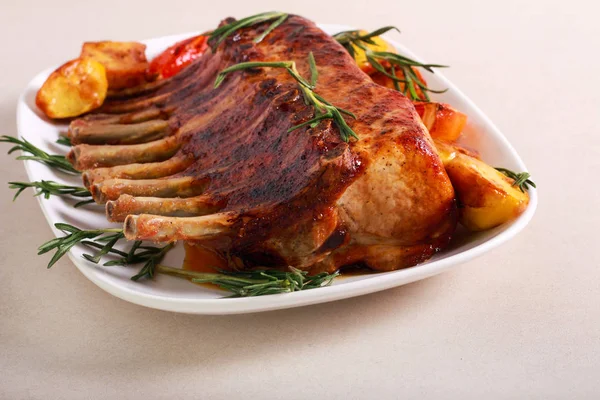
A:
56,136,72,146
207,11,288,47
9,180,93,207
157,265,338,297
495,168,536,192
38,222,338,296
38,223,123,268
214,52,358,142
0,135,78,174
334,27,447,101
38,223,174,280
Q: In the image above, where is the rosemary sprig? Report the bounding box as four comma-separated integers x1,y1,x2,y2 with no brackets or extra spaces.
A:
38,223,123,268
56,136,72,146
38,222,338,296
207,11,288,47
81,235,174,281
38,223,174,281
333,28,447,101
334,26,400,59
0,135,78,174
214,53,359,142
495,168,536,192
157,265,339,297
9,180,93,207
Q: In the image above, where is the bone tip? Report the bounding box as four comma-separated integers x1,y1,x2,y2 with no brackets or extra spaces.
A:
69,126,79,137
90,183,106,204
66,147,80,166
68,119,84,135
82,172,92,188
124,215,138,239
105,200,116,221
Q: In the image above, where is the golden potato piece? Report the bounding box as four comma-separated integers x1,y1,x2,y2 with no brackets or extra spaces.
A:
414,102,468,142
434,138,480,163
81,41,149,89
35,58,108,119
435,140,530,231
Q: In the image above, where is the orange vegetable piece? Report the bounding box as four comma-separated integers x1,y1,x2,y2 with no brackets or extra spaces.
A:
149,35,209,79
413,102,468,142
370,67,429,101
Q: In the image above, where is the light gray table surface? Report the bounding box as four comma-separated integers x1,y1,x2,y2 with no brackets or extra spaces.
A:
1,0,598,398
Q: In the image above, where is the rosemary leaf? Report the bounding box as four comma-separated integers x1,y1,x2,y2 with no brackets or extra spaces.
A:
74,199,96,208
253,13,288,43
130,243,175,281
56,136,72,146
208,12,288,48
334,26,400,45
308,52,318,87
81,240,130,258
82,232,125,264
391,65,401,92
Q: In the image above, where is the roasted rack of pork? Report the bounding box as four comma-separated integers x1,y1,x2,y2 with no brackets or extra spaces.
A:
65,15,457,273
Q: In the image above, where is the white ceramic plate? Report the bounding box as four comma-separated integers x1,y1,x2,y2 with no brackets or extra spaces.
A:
16,24,537,314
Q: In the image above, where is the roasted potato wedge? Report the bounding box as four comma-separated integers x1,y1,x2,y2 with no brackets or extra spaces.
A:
35,58,108,119
81,41,149,89
435,140,530,231
434,139,480,162
414,102,467,142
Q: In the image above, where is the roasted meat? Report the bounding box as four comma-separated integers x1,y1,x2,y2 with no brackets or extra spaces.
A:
66,15,457,273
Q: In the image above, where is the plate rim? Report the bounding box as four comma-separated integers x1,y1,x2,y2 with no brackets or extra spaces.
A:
16,24,538,315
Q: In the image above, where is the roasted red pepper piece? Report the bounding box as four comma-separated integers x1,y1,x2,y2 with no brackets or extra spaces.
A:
149,35,208,79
